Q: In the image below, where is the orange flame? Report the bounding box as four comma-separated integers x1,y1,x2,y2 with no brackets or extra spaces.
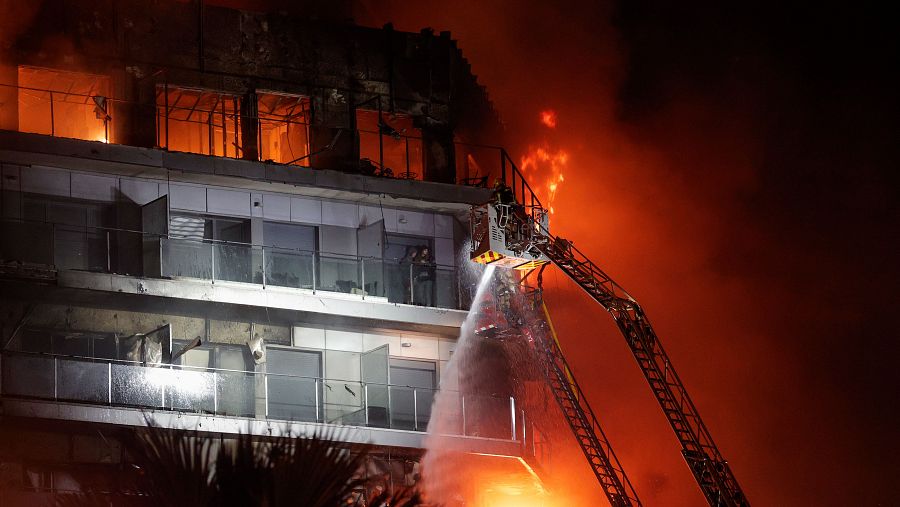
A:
520,145,567,216
540,109,557,128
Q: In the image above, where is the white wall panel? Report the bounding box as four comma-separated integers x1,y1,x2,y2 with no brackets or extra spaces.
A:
119,178,159,205
360,205,398,232
325,350,361,382
21,166,69,196
1,165,21,192
292,326,325,349
434,214,454,239
250,193,263,218
322,201,359,228
398,334,440,360
438,338,457,361
434,237,455,267
325,329,363,352
290,196,322,224
71,173,117,202
169,184,206,212
262,194,291,221
397,210,434,236
363,332,401,356
319,225,357,256
207,188,251,217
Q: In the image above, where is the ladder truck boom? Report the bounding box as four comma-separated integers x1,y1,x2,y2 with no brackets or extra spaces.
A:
469,152,750,507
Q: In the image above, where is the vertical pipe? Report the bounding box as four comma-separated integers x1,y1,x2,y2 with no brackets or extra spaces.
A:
264,374,269,417
510,396,517,441
409,263,414,304
107,362,112,404
210,241,215,282
213,370,218,413
314,378,320,422
53,357,58,399
377,99,384,172
49,91,55,137
164,81,169,149
522,409,527,447
360,256,365,299
311,252,317,293
413,388,418,431
261,246,266,288
405,136,410,178
106,230,111,272
364,384,370,426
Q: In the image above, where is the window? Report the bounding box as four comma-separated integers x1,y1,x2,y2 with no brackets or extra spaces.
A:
357,110,423,179
266,347,322,422
17,66,111,143
174,341,255,417
257,92,311,165
389,358,436,430
157,86,241,158
21,195,113,271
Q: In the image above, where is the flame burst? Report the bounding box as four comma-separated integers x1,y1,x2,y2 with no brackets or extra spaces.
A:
540,110,557,128
520,145,567,216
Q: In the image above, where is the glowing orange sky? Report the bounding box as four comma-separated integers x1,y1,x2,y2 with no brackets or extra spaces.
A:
360,1,900,506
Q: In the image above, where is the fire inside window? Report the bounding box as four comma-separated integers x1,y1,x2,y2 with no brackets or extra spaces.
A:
357,110,423,179
156,86,242,158
257,91,311,165
16,66,111,143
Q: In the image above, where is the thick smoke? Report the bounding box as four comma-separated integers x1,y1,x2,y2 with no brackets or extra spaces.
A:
361,1,899,506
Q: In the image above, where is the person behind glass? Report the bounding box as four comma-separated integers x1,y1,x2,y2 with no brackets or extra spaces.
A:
400,246,418,304
413,245,436,306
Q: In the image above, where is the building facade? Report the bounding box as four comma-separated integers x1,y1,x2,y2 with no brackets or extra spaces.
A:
0,2,535,504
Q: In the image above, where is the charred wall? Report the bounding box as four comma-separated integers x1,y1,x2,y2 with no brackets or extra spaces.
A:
2,0,503,181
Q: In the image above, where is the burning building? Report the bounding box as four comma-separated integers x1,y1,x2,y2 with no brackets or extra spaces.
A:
0,1,545,504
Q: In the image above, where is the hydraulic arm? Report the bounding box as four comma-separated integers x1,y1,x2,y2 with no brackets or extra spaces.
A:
471,153,749,506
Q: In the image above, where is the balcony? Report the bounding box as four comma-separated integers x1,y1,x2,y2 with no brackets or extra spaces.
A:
0,218,471,311
0,350,519,441
0,80,513,188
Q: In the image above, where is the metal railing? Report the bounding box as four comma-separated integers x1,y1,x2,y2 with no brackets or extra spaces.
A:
0,217,468,310
0,81,510,187
0,349,519,440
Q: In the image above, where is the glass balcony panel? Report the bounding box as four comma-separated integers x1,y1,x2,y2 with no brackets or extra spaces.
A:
383,261,412,304
213,242,259,284
318,255,360,294
161,238,212,279
463,394,513,439
1,354,54,398
435,266,458,309
53,226,107,272
264,248,314,289
215,370,256,417
0,220,53,265
416,388,435,430
57,358,108,403
267,375,318,422
361,258,385,298
110,363,164,408
389,386,416,430
166,368,215,413
322,379,366,426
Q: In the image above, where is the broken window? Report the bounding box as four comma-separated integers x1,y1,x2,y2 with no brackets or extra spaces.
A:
16,66,111,143
356,110,423,179
156,86,241,158
257,91,311,165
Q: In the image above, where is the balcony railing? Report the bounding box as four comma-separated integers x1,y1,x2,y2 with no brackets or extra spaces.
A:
0,350,519,440
0,218,471,310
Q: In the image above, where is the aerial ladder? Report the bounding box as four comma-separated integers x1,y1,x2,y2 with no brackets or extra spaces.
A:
469,151,750,507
